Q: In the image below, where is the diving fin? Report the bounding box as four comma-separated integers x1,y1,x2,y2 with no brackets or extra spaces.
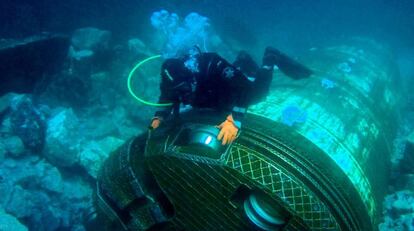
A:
263,47,313,79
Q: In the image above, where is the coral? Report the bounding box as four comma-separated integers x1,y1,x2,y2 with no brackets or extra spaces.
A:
321,78,336,89
337,62,352,73
281,105,308,126
379,190,414,231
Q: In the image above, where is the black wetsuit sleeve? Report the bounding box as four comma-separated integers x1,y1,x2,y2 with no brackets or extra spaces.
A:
153,67,178,120
227,67,252,127
208,53,254,127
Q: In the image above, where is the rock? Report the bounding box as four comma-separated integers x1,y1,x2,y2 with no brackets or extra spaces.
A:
9,95,47,152
0,143,5,161
82,105,141,140
394,174,414,191
384,190,414,213
407,131,414,147
0,177,13,208
79,136,124,178
0,156,42,186
5,186,38,218
405,174,414,190
400,131,414,174
62,178,92,201
128,38,149,56
118,121,142,139
68,46,94,61
0,116,12,134
45,108,81,166
0,156,57,190
32,205,62,231
0,209,28,231
0,155,93,231
71,27,111,51
82,116,117,140
59,178,93,229
2,136,25,157
0,93,16,113
399,213,414,231
40,166,64,193
380,190,414,231
40,72,92,108
98,136,125,153
5,186,63,231
3,91,108,230
69,28,112,73
380,208,414,231
90,71,109,82
72,225,87,231
378,216,392,231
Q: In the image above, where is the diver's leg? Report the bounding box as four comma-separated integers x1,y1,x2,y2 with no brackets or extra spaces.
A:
233,51,260,77
232,50,272,104
263,46,313,79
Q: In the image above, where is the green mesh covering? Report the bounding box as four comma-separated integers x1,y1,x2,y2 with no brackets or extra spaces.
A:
249,40,399,226
96,39,398,231
226,143,341,230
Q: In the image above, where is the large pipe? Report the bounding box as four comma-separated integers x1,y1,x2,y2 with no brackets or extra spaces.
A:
244,38,400,230
94,38,400,231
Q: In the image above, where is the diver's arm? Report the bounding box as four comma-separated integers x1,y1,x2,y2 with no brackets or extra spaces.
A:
153,90,174,120
207,53,253,126
210,54,253,144
219,58,253,128
151,68,178,129
152,99,174,129
216,101,247,145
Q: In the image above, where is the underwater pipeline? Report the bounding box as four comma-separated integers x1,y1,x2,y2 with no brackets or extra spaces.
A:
93,38,400,231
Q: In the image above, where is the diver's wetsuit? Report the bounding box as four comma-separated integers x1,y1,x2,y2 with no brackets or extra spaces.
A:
154,52,273,126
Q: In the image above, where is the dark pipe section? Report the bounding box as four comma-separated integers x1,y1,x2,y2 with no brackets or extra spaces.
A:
0,33,70,96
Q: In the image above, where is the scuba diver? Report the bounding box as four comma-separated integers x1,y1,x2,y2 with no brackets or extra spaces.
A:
150,46,313,145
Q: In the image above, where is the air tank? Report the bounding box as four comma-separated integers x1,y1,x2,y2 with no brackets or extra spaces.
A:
94,38,400,231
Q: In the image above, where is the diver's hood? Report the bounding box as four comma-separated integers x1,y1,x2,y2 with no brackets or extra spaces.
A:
162,58,193,84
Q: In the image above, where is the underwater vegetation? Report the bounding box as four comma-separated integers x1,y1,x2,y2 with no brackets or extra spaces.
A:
281,105,308,126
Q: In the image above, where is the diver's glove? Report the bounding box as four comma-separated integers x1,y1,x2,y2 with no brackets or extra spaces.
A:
217,115,239,145
150,117,162,130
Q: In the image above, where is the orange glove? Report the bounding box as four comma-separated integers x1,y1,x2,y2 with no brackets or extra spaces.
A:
150,117,161,129
217,115,239,145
